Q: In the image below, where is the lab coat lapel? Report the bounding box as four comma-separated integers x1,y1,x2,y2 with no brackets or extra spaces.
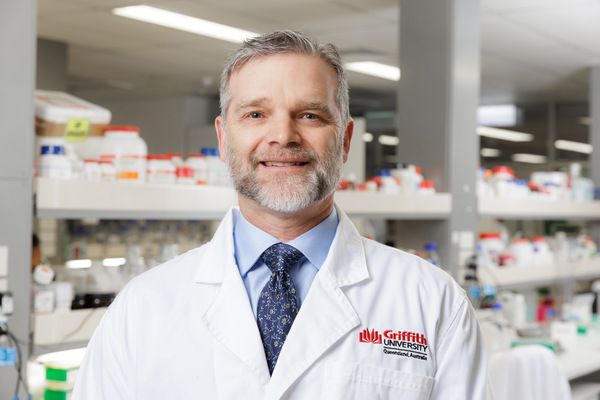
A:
196,209,271,385
266,205,369,400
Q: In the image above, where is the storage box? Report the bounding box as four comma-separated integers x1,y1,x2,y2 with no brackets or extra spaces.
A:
34,91,112,159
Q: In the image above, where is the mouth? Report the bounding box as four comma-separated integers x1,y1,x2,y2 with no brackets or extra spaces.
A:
261,161,308,167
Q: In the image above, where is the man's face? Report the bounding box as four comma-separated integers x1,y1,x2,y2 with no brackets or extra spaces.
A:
216,54,353,213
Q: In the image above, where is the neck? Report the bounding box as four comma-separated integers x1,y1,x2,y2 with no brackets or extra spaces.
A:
238,196,335,242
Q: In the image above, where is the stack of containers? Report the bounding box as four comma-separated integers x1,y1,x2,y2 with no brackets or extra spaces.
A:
43,364,79,400
34,91,111,161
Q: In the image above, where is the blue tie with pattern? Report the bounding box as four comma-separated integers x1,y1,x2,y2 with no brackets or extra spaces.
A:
257,242,304,375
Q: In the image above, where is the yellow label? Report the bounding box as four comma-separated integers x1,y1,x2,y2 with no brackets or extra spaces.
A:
64,118,90,142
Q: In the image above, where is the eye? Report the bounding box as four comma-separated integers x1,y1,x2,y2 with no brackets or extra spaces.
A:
250,112,262,119
304,113,318,120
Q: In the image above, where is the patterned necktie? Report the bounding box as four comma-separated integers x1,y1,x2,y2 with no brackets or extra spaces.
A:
257,242,304,375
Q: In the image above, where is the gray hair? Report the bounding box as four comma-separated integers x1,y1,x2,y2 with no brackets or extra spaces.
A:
219,30,350,127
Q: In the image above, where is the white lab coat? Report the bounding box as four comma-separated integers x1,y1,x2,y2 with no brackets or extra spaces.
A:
73,205,493,399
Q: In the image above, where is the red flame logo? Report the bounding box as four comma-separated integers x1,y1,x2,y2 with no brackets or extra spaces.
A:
359,328,382,344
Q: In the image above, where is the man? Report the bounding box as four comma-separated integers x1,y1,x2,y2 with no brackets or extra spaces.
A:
73,30,493,399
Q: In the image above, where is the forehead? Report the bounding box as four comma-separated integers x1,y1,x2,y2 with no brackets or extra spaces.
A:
228,53,339,106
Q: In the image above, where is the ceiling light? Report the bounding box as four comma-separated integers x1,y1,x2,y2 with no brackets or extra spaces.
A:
477,104,518,127
512,153,547,164
554,139,593,154
378,135,400,146
477,126,534,142
65,259,92,269
480,148,501,157
345,62,400,81
112,5,259,43
103,257,126,267
362,132,374,143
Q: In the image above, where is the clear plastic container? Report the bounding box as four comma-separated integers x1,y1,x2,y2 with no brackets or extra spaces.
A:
98,126,147,183
508,238,535,267
36,145,72,179
479,232,505,267
185,153,208,185
146,154,176,184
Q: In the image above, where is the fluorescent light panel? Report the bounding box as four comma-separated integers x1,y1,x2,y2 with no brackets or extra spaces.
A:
65,259,92,269
477,126,534,142
554,140,593,154
512,153,547,164
362,132,374,143
345,62,400,81
480,148,501,157
112,5,259,43
103,257,126,267
378,135,400,146
477,104,518,127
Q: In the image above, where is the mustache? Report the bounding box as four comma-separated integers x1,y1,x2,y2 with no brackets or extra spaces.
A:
249,147,319,167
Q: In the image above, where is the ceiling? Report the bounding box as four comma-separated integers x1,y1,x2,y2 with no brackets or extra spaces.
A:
37,0,600,112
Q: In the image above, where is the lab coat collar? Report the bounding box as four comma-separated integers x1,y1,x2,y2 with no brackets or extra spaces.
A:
195,204,370,397
194,204,370,287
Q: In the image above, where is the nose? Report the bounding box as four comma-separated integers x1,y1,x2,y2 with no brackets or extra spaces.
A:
265,114,301,146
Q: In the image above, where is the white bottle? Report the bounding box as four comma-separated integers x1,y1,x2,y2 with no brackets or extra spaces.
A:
146,154,176,184
98,159,117,182
37,145,72,179
98,126,147,183
83,159,101,181
185,153,208,185
202,147,229,186
176,166,195,185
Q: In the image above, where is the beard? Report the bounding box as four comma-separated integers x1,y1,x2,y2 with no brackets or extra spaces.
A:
226,139,344,213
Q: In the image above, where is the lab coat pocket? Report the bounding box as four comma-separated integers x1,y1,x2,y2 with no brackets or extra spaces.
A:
322,361,434,400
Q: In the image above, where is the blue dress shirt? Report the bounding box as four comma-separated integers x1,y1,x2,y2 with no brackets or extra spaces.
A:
232,207,338,319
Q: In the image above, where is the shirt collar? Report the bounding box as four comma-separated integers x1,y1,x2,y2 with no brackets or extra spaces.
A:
233,207,338,277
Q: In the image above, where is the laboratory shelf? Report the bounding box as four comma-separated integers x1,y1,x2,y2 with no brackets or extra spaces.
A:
477,259,600,289
35,178,452,220
33,307,107,347
478,197,600,220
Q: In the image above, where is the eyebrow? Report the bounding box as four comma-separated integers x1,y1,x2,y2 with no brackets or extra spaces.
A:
234,97,269,112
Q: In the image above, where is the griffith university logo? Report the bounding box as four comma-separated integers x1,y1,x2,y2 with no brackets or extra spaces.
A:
359,328,428,361
359,328,382,344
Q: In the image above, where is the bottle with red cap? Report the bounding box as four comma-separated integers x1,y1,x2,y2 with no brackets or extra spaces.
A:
490,165,515,198
98,126,148,183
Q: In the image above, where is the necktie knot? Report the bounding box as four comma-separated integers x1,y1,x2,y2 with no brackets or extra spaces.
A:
261,243,304,273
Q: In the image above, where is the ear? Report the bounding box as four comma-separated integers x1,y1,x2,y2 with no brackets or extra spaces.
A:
215,116,227,163
342,118,354,164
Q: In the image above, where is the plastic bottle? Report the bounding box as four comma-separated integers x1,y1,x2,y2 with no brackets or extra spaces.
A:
83,159,101,181
176,166,195,185
98,126,147,183
201,147,228,186
166,152,184,168
418,180,436,195
491,166,515,198
98,159,117,182
507,238,535,267
146,154,176,184
424,242,440,267
36,145,72,179
377,169,400,193
185,153,208,185
479,232,505,267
